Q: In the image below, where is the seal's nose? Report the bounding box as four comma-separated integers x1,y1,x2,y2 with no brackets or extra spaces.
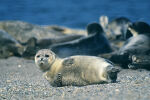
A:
40,58,43,61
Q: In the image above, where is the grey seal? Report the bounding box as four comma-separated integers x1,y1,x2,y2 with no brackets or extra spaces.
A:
50,23,112,58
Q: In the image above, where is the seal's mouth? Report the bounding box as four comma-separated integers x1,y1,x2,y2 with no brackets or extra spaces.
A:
39,62,44,66
38,62,50,72
38,60,45,66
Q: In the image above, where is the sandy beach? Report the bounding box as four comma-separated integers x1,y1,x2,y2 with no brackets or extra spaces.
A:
0,57,150,100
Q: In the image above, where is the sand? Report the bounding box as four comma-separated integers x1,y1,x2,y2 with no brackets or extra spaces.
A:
0,57,150,100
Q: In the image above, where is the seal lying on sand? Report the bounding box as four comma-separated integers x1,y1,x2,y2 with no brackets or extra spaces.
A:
35,49,119,87
118,21,150,55
50,23,112,58
110,21,150,68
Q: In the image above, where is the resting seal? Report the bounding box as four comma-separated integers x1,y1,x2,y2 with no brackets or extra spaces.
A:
35,49,119,87
50,23,112,58
100,16,132,40
110,22,150,68
119,21,150,55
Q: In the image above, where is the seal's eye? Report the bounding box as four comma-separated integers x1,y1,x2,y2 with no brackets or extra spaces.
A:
45,54,49,57
37,55,40,58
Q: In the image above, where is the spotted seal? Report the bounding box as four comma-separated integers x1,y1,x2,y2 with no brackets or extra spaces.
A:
35,49,119,87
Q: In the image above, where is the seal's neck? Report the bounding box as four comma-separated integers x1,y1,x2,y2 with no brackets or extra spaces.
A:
48,57,63,77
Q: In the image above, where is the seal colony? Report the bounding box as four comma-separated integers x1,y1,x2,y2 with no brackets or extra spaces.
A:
0,16,150,88
35,49,119,87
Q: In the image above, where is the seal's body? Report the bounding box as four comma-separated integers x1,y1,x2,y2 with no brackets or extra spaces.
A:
35,49,119,87
50,23,112,58
119,34,150,55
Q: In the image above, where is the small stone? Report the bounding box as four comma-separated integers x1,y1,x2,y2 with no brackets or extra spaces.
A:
115,89,120,92
6,80,11,83
0,88,3,92
18,65,21,68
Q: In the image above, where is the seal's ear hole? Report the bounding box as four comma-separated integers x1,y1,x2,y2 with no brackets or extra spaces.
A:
45,54,49,57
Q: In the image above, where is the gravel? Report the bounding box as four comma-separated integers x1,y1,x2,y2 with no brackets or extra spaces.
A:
0,57,150,100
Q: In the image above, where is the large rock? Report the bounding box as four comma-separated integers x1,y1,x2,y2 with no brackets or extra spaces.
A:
43,25,86,36
0,21,69,43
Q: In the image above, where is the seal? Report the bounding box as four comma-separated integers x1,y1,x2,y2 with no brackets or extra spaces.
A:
119,21,150,55
50,23,112,58
118,34,150,55
35,49,119,87
21,34,84,58
100,16,132,40
110,22,150,68
127,21,150,37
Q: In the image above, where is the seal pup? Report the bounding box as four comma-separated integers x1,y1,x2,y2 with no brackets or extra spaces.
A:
50,23,112,58
35,49,119,87
100,16,132,40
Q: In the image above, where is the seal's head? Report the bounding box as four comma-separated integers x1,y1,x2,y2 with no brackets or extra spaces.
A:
87,23,104,35
105,65,120,83
35,49,56,72
128,21,150,36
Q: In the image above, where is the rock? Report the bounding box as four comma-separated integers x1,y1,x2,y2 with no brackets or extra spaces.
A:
0,30,19,45
0,21,69,43
0,21,85,58
0,30,23,58
42,25,86,36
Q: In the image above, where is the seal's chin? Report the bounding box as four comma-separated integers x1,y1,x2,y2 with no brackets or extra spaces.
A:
40,67,50,72
38,64,50,72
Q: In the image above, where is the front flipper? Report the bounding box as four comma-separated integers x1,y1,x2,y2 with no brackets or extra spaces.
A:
53,73,62,87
